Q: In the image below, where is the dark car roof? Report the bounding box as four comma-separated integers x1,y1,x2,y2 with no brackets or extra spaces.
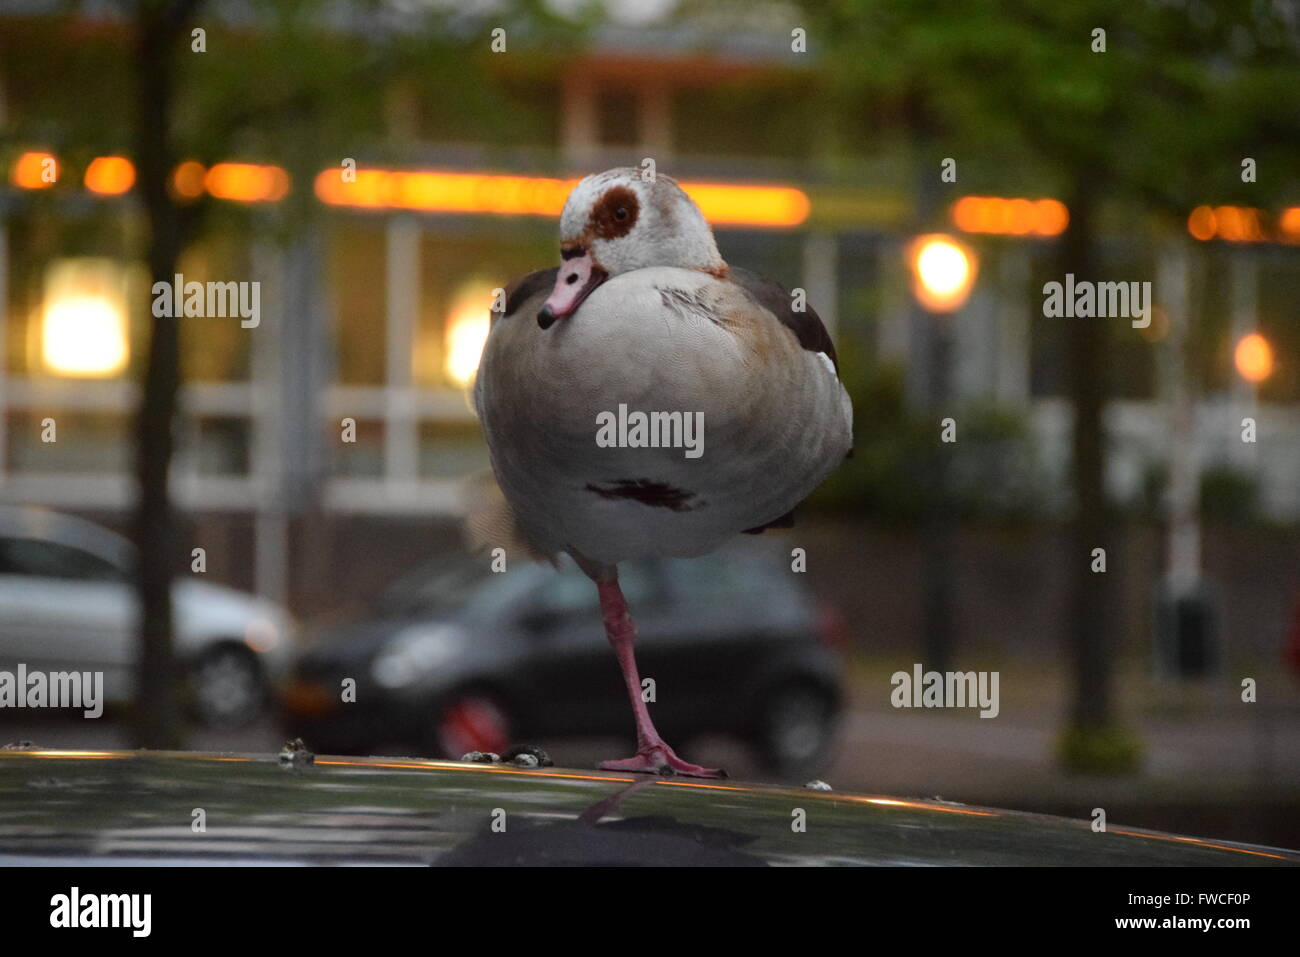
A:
1,749,1294,866
371,543,807,627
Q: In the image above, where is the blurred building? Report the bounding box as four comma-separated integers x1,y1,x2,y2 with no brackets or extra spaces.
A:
0,4,1297,617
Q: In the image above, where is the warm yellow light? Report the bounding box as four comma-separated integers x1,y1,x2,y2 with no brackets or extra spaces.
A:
315,168,810,227
952,196,1068,237
84,156,136,195
12,151,58,189
40,260,130,378
1280,208,1300,244
172,160,207,199
314,168,391,208
1187,205,1217,241
679,183,810,227
1032,199,1069,235
909,234,978,312
317,169,581,215
443,284,495,387
1006,198,1035,234
951,196,986,233
917,241,969,295
1139,307,1170,344
1235,332,1274,384
204,162,290,202
1199,205,1269,243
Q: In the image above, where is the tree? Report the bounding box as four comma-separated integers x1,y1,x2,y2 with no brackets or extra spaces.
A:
124,0,571,747
812,0,1300,770
5,0,573,746
131,0,206,749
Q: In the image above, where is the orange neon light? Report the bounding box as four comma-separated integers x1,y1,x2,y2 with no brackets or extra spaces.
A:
84,156,136,195
315,168,810,227
1185,204,1300,243
1279,207,1300,243
952,195,1069,237
171,161,206,199
204,162,290,203
12,151,59,189
681,181,810,227
1187,205,1216,241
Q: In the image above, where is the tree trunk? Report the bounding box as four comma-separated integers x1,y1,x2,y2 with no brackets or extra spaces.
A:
130,1,201,749
1061,180,1113,732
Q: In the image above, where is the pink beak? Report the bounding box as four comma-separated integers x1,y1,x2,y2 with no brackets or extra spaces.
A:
538,249,607,329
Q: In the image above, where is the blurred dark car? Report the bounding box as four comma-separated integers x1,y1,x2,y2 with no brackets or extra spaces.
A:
282,546,846,777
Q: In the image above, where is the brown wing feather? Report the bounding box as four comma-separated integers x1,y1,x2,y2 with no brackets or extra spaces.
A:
730,265,854,465
729,265,838,373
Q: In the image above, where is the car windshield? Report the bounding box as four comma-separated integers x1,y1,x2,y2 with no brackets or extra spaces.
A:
376,557,496,616
376,554,543,619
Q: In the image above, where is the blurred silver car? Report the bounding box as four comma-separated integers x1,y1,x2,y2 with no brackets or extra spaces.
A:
0,506,294,727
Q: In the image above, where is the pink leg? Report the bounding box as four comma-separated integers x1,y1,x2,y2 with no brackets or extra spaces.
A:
595,578,725,778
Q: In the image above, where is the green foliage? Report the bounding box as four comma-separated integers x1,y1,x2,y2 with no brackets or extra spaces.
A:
809,343,1048,526
1127,460,1263,525
809,357,926,524
1057,721,1143,775
1198,463,1260,523
811,0,1300,215
2,1,583,190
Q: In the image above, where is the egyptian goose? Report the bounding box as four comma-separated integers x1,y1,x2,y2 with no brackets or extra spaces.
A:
472,168,853,777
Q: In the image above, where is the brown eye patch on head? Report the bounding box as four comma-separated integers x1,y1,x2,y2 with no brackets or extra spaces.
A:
589,185,640,239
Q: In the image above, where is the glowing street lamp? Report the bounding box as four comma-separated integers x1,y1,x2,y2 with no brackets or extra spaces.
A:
1234,332,1274,385
904,233,979,677
908,234,978,313
40,259,131,378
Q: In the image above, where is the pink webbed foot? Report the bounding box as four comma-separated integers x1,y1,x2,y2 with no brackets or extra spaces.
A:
599,743,726,779
588,574,726,779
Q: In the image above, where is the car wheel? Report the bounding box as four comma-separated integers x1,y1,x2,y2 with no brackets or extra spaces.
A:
190,645,267,729
432,691,513,758
753,683,837,780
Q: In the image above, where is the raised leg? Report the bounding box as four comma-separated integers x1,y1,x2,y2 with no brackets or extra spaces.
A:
595,577,724,778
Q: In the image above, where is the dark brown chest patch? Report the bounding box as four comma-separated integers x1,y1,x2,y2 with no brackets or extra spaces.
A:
589,186,640,240
585,479,699,511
